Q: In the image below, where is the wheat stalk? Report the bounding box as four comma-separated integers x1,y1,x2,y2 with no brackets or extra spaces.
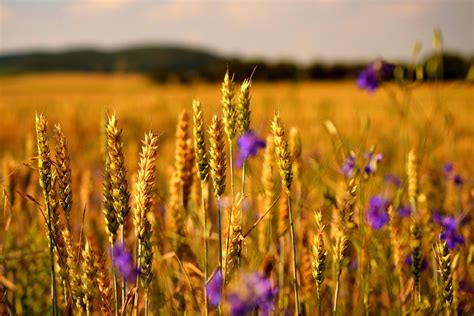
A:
271,113,300,315
192,98,210,316
35,113,58,316
134,132,158,314
105,114,130,308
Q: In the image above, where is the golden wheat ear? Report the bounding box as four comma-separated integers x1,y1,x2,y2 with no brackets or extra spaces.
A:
221,70,236,142
53,124,73,229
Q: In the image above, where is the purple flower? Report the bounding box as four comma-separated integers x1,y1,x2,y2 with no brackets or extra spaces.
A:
205,268,223,307
397,205,411,217
432,211,444,224
443,162,454,177
453,174,463,187
405,254,428,271
366,195,390,230
432,213,465,249
349,258,358,271
357,60,395,92
440,229,465,249
236,130,266,168
112,243,140,284
459,279,474,294
384,173,401,187
340,153,356,177
227,273,278,316
364,151,383,176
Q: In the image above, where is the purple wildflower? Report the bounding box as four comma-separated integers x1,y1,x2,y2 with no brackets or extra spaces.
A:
443,162,453,178
405,254,428,271
384,173,401,187
432,213,464,249
227,273,278,316
453,174,463,187
397,205,411,217
366,195,390,230
459,279,474,294
205,268,223,307
364,151,383,176
349,258,358,271
357,60,395,92
440,229,465,249
340,153,356,177
112,243,140,284
236,130,266,168
432,211,444,224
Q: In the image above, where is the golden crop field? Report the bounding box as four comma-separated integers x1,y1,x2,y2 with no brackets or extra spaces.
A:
0,72,473,315
1,73,472,169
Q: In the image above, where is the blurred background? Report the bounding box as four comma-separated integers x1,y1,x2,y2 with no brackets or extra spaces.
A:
0,0,473,82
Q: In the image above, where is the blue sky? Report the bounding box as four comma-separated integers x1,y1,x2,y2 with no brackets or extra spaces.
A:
0,0,472,62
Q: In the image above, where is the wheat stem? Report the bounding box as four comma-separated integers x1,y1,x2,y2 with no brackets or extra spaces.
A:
145,292,149,316
316,284,322,316
217,203,223,272
121,226,126,308
287,193,300,315
333,269,341,316
111,247,119,315
46,201,58,316
201,181,209,316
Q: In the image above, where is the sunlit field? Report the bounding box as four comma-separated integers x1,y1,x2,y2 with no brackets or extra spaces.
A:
0,72,473,315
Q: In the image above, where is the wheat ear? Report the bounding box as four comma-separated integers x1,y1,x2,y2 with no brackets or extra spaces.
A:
312,210,327,316
175,110,194,209
224,206,242,283
53,124,73,230
208,114,226,273
436,238,454,315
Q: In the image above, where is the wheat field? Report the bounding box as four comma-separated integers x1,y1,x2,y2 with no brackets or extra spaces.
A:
0,72,473,315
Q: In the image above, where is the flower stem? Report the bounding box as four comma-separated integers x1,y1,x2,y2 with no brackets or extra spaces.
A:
287,192,300,315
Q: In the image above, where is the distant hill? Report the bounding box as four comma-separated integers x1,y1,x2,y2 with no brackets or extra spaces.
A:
0,45,471,82
0,45,223,75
